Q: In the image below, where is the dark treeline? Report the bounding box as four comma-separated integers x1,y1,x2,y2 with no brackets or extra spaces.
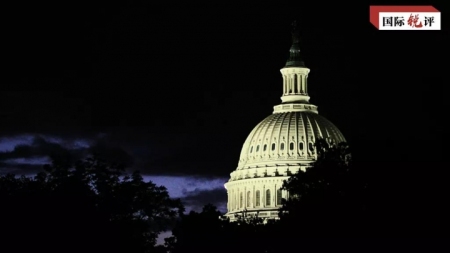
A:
0,155,182,253
0,140,445,253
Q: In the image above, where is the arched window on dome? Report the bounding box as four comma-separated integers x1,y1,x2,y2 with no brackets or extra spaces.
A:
255,190,260,206
280,143,285,151
250,146,253,153
256,145,260,152
246,191,251,207
289,142,294,150
309,142,314,151
240,192,243,208
266,189,271,206
263,144,267,151
299,142,304,150
271,143,275,151
277,189,282,205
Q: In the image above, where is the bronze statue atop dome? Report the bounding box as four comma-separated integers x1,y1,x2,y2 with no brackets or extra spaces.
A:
291,20,300,43
285,19,304,67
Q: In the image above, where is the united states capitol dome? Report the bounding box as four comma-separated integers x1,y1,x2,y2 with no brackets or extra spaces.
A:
237,111,346,171
224,21,346,221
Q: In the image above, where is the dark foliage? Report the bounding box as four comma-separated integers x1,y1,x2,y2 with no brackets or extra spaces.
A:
279,139,368,238
167,204,281,253
0,155,183,253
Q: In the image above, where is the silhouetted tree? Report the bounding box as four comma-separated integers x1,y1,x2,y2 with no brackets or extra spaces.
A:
167,204,229,253
279,139,368,238
167,204,280,253
0,155,183,253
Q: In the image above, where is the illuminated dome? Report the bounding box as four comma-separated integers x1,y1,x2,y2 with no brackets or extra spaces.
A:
237,111,345,172
224,21,346,221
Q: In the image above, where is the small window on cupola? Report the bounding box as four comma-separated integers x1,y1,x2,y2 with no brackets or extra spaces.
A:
299,142,304,150
280,143,285,150
256,145,260,152
294,74,298,93
250,146,253,153
290,142,294,150
263,144,267,151
309,142,314,151
271,143,275,151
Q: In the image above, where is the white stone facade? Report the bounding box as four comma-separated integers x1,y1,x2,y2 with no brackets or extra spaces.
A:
225,177,288,220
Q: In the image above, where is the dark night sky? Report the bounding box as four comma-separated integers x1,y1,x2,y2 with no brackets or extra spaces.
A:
1,2,445,215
